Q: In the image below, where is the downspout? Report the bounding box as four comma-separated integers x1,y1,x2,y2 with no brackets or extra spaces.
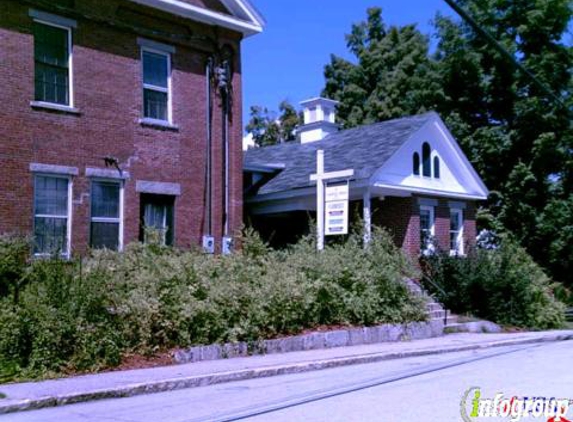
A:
202,57,215,253
220,59,231,248
206,57,213,236
215,51,233,254
223,88,230,238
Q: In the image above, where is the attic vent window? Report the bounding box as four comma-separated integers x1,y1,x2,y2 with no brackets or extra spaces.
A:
413,143,441,180
413,153,420,176
434,156,440,179
422,142,431,177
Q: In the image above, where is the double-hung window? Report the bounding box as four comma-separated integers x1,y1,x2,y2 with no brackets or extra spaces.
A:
450,209,464,255
33,20,73,106
34,175,71,257
90,181,123,251
142,49,171,122
419,205,435,254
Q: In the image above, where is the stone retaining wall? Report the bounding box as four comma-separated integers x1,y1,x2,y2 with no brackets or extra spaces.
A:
174,320,445,364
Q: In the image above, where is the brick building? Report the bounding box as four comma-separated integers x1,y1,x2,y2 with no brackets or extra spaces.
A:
0,0,264,256
244,98,489,258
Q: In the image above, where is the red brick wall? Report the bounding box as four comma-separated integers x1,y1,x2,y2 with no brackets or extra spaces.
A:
463,201,477,253
0,0,244,254
372,197,419,257
434,200,451,252
372,196,478,258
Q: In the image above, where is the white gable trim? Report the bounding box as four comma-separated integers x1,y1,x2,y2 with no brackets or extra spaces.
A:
129,0,264,37
220,0,266,27
433,118,489,197
372,182,487,201
370,113,489,200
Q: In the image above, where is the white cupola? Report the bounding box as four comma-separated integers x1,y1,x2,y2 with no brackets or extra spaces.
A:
297,97,339,143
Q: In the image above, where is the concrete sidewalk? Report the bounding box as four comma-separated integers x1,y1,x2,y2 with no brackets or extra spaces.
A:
1,330,572,415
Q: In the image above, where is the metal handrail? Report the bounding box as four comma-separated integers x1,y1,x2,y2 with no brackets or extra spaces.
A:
422,275,450,326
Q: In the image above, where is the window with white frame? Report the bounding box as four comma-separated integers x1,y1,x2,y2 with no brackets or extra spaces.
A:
90,181,123,251
142,49,171,122
33,175,71,256
420,205,435,253
33,20,73,106
450,208,464,255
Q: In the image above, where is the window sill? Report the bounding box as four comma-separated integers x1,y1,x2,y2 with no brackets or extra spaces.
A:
449,251,466,257
31,101,81,115
139,118,179,131
33,252,70,260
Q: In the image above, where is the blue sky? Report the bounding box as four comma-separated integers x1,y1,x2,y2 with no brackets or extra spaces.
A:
241,1,456,127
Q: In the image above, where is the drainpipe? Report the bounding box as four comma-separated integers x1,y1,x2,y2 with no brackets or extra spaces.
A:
222,61,231,253
202,58,215,254
215,57,232,254
223,90,230,238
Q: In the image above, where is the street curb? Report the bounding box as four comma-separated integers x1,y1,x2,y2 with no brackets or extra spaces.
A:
1,332,572,415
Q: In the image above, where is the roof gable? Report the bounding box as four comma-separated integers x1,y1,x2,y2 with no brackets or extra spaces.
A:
129,0,265,36
372,115,489,199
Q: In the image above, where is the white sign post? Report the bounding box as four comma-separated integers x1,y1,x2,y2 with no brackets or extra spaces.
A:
310,150,354,251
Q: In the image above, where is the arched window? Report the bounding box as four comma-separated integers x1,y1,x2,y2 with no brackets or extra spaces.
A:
433,156,440,179
413,153,420,175
422,142,431,177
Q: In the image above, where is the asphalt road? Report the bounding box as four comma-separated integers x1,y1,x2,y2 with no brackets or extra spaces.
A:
3,341,572,422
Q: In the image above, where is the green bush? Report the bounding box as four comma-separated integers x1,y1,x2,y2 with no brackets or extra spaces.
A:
0,234,30,302
420,238,566,329
0,228,425,380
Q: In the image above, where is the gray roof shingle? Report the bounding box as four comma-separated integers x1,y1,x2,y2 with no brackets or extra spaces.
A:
244,112,436,196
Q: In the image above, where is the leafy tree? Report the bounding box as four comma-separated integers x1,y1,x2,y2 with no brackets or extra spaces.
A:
322,7,442,127
322,4,573,284
433,0,573,284
245,105,280,148
277,100,300,143
245,101,302,147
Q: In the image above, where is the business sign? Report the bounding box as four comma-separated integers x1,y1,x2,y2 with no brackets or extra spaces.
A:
325,182,349,236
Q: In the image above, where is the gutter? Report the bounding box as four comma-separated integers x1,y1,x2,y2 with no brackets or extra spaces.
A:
246,179,487,205
372,182,488,201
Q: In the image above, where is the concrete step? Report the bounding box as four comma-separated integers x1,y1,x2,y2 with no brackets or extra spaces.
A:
431,313,459,325
428,310,446,319
425,302,443,312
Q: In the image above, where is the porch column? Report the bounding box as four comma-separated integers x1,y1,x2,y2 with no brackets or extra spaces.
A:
363,189,371,245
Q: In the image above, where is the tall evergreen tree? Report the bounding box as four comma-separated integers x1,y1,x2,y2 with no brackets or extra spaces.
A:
322,7,442,128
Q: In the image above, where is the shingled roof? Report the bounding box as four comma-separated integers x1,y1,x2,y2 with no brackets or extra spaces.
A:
244,111,436,196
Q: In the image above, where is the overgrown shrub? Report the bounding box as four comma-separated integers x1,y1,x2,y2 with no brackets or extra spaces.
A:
0,234,30,303
420,238,566,329
0,228,425,380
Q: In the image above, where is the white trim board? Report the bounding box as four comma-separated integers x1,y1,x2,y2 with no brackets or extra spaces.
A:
129,0,264,37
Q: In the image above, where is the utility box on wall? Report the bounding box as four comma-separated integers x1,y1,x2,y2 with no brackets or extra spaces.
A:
202,235,215,254
222,236,233,255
